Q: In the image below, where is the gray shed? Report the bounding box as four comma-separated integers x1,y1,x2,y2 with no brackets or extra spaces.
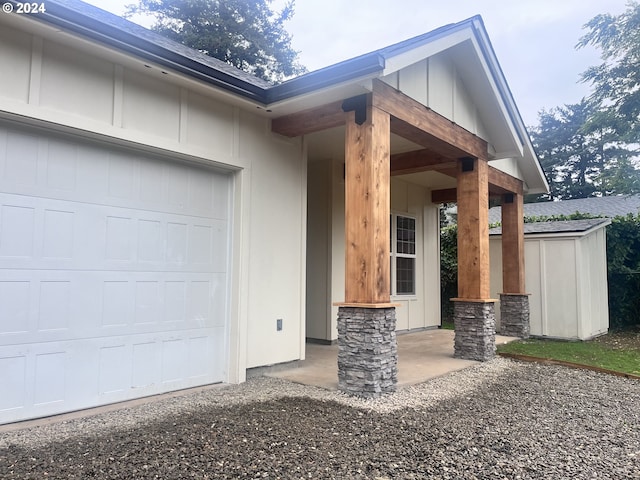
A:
490,218,611,340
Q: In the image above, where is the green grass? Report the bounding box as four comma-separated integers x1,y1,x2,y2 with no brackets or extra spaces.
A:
497,338,640,376
440,321,455,330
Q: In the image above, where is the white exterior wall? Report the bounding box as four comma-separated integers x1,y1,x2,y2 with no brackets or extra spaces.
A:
0,20,306,381
490,228,609,340
306,167,441,341
305,160,331,341
390,178,441,331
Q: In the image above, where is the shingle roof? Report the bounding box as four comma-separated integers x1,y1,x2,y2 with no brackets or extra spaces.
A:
489,218,611,236
40,0,485,105
61,0,272,85
488,195,640,224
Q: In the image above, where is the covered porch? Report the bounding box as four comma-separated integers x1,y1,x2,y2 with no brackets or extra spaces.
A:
267,329,518,390
273,78,533,397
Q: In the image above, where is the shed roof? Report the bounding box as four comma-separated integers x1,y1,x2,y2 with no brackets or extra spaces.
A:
489,218,611,237
488,195,640,224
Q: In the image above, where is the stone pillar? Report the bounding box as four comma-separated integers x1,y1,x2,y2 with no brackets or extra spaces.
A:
500,293,530,338
337,306,397,398
453,301,496,361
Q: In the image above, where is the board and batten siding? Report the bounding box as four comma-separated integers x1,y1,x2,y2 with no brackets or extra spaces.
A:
382,52,491,142
306,161,441,342
0,19,307,381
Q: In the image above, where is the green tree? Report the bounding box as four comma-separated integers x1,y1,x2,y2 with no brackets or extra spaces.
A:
530,100,604,200
606,214,640,329
126,0,306,83
578,1,640,143
599,156,640,195
529,100,638,201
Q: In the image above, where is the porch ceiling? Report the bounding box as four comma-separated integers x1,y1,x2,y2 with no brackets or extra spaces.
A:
278,80,522,197
306,126,458,191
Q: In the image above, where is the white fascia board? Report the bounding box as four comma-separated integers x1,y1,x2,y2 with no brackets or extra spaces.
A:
467,19,548,193
263,73,380,116
465,36,524,158
523,146,550,194
382,28,473,75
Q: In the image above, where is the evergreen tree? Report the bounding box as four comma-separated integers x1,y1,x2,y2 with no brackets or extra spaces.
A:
126,0,306,83
530,101,600,200
578,1,640,143
528,3,640,201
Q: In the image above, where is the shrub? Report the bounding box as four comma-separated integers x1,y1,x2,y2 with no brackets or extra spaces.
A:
440,225,457,322
606,214,640,330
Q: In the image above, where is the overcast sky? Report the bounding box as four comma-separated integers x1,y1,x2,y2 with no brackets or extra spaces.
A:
86,0,628,127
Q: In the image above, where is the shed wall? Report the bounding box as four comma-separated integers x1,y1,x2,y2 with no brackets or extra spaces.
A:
490,229,609,340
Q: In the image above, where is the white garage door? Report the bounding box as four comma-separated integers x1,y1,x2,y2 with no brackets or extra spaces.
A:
0,124,231,424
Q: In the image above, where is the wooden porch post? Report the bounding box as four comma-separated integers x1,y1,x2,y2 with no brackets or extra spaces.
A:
453,155,496,361
500,192,530,337
456,156,490,300
344,105,390,304
337,100,397,398
501,193,525,294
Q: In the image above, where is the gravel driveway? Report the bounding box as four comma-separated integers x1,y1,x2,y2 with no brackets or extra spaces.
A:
2,358,639,479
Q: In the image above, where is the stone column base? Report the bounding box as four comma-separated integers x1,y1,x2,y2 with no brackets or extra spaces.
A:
500,294,530,338
337,307,397,398
453,301,496,361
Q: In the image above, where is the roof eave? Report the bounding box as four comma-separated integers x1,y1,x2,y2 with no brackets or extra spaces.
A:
39,1,270,103
266,54,385,103
467,17,549,194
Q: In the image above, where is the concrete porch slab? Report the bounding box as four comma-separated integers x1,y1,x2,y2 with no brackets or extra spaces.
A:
267,329,518,390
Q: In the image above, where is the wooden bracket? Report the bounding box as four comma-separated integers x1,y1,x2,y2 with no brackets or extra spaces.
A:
342,94,368,125
460,157,475,172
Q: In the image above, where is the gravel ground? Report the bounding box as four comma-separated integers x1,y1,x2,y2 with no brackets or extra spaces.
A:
2,357,639,479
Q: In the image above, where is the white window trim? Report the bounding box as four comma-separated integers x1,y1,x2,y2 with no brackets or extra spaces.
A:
390,212,417,298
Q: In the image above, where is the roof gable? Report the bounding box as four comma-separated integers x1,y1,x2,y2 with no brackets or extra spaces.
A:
26,0,547,193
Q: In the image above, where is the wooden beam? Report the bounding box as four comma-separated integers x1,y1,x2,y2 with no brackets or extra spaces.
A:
431,188,457,203
371,79,487,160
271,100,345,137
428,164,525,204
456,156,491,300
488,166,524,195
390,149,456,176
344,105,391,304
501,193,526,293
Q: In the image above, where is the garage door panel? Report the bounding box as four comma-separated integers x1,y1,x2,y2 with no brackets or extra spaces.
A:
0,354,27,412
0,128,230,220
0,123,231,424
0,129,41,187
0,327,225,423
1,193,228,272
0,271,227,343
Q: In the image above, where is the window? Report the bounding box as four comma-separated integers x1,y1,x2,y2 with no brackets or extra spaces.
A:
390,214,416,295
